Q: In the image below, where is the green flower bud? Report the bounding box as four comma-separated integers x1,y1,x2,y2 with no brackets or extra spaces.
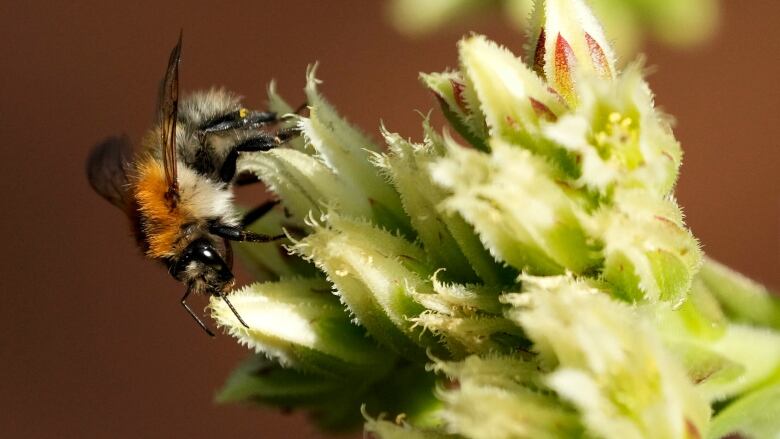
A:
527,0,616,105
420,71,489,152
431,137,600,275
302,67,408,231
458,35,565,137
210,278,393,377
594,189,702,303
293,215,438,360
241,147,370,221
376,126,509,285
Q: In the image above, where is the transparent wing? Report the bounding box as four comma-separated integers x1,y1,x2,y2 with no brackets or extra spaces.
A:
159,33,182,201
86,135,133,210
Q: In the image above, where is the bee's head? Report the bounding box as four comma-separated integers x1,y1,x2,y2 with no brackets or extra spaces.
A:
171,238,234,295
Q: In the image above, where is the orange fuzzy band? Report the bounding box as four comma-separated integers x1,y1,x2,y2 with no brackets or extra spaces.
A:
132,157,188,258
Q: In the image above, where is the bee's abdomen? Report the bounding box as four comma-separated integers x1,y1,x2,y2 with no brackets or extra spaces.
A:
132,157,190,259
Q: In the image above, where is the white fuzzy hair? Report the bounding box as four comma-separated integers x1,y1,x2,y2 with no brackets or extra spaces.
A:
176,162,240,226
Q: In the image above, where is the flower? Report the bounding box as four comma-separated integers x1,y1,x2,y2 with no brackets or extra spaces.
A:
208,0,780,436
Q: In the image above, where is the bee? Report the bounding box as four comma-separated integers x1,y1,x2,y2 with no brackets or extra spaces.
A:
86,35,300,336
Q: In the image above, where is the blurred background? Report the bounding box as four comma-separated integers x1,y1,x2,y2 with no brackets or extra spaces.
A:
0,1,777,437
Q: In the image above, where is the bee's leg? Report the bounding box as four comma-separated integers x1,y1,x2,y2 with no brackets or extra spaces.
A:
200,110,279,136
200,102,307,136
216,290,250,329
220,129,302,183
181,286,216,337
241,200,280,228
209,222,285,243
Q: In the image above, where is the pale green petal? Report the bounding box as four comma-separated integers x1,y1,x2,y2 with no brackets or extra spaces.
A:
240,148,371,221
412,311,523,357
412,274,506,317
265,80,306,152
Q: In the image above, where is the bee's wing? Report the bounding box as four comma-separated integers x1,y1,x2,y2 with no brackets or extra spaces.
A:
86,135,134,209
159,33,182,199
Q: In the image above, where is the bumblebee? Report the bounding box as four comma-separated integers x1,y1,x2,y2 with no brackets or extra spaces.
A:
87,35,299,336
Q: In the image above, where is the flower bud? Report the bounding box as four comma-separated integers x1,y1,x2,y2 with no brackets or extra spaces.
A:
458,35,565,140
293,215,439,360
431,137,600,275
593,189,702,304
420,71,489,152
527,0,616,105
241,147,372,221
377,127,509,285
210,278,393,377
303,66,408,230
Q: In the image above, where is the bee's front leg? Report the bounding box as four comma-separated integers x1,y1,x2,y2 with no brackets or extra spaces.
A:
180,286,216,337
219,128,302,183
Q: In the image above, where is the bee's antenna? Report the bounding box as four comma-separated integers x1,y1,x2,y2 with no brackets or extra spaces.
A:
219,291,250,329
180,286,216,337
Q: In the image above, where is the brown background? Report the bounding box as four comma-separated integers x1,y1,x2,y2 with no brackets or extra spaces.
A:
0,1,777,438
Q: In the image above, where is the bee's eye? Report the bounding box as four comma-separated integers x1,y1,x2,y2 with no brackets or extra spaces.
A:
191,241,222,267
172,239,229,279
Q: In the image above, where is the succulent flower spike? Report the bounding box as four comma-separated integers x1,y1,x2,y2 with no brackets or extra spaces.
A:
209,0,778,435
527,0,617,105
